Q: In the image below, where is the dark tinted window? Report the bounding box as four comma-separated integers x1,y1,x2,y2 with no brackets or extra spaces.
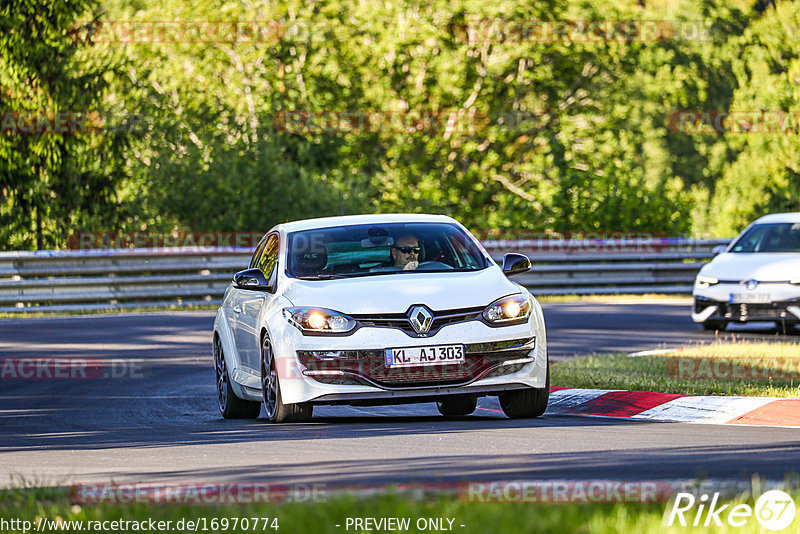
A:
731,223,800,253
286,222,488,279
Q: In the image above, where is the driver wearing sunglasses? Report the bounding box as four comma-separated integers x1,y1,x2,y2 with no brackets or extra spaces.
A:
391,234,421,271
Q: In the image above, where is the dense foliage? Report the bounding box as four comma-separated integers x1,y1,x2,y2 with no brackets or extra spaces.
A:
1,0,798,249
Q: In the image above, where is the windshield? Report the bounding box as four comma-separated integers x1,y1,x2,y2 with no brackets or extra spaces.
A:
730,223,800,253
286,222,489,279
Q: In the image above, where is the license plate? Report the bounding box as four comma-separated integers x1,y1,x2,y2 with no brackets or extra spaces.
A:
729,292,772,303
385,345,464,368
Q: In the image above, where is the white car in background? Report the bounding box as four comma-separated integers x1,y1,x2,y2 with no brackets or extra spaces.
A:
212,214,549,423
692,212,800,332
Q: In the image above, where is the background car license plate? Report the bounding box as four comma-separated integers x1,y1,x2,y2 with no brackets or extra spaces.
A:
729,292,771,303
385,345,464,368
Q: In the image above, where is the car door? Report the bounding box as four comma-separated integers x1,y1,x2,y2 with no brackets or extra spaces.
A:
233,233,279,372
227,236,267,364
228,237,267,330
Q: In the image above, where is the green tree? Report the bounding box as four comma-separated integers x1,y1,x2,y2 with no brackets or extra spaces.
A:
707,0,800,236
6,0,794,249
0,0,129,249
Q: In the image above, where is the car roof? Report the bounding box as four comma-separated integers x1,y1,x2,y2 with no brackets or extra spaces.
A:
751,212,800,224
274,213,459,233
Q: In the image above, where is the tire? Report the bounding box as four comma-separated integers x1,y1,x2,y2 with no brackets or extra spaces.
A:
778,321,798,335
261,334,313,423
437,395,477,417
702,320,727,331
214,336,261,419
499,358,549,419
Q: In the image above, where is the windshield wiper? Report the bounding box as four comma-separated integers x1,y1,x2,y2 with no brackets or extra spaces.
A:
295,271,399,280
295,274,352,280
295,269,481,280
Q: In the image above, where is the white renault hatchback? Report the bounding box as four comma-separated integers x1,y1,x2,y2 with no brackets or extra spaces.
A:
213,214,548,422
692,212,800,332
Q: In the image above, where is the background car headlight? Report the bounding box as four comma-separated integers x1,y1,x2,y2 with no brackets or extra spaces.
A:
695,274,719,289
483,293,532,325
283,307,357,334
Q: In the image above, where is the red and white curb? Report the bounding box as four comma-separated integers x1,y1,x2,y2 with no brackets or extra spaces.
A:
546,387,800,428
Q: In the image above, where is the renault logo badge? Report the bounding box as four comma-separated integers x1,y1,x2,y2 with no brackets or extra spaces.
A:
408,305,434,334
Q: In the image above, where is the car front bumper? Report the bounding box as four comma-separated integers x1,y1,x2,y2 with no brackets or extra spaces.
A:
691,282,800,324
267,312,547,405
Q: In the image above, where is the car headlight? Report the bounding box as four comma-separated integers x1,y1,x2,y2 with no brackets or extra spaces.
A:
695,275,719,289
283,307,357,335
483,293,532,325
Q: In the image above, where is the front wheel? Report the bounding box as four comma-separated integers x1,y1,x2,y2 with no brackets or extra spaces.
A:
261,335,313,423
214,336,260,419
499,358,549,419
702,320,727,331
778,320,798,335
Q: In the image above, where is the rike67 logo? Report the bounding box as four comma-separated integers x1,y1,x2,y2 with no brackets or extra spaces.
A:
664,490,796,531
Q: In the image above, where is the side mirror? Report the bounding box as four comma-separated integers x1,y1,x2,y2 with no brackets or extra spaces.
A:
712,244,728,255
233,268,273,291
502,253,531,276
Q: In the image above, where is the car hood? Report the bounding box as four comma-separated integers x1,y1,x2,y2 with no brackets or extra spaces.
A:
281,267,523,314
702,253,800,282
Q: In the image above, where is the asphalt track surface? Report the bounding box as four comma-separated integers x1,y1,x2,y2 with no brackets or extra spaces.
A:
1,301,798,488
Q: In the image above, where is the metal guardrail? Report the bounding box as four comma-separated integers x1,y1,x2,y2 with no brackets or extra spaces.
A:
0,238,730,313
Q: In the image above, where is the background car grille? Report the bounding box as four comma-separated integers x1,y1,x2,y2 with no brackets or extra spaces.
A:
696,297,800,322
720,303,794,321
298,337,535,389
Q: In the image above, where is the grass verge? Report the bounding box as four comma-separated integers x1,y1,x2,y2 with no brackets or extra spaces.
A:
552,341,800,397
1,488,796,534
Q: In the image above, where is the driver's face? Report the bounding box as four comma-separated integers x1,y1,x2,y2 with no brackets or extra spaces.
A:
391,236,419,267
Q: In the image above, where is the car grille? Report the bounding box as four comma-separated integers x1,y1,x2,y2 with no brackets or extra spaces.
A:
483,362,528,378
351,306,484,337
720,303,795,321
298,337,535,389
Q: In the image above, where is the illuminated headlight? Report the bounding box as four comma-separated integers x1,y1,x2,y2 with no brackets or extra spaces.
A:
483,293,532,325
695,275,719,289
283,307,357,334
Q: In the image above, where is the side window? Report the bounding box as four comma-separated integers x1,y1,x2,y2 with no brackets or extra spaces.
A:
732,226,769,252
257,234,280,282
249,236,268,268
